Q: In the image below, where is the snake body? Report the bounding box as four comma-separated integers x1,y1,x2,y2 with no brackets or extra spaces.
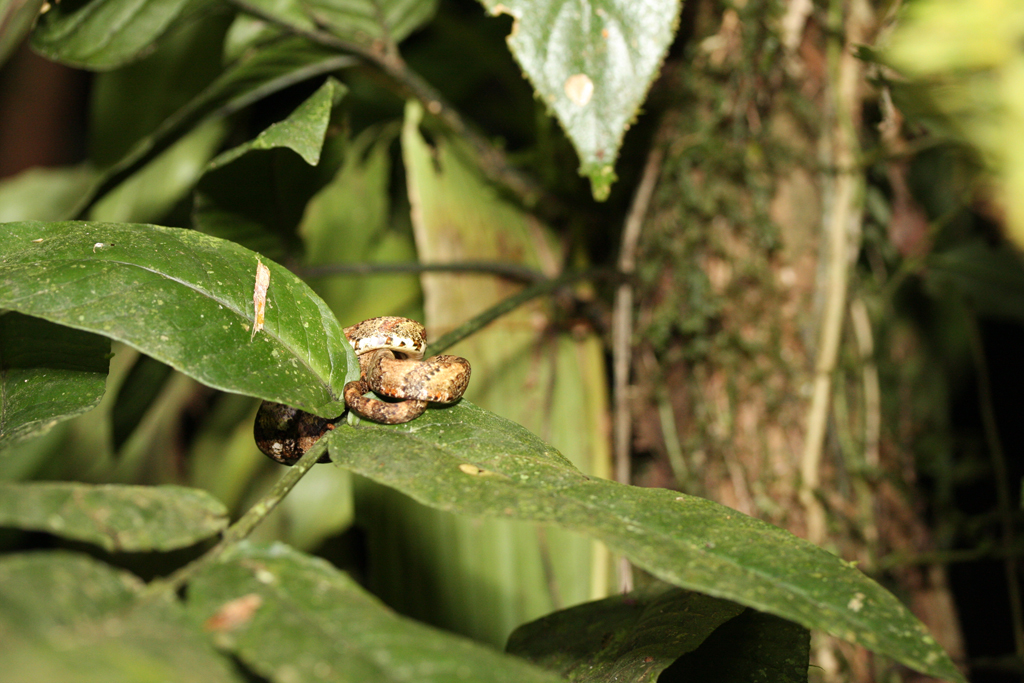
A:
255,316,471,464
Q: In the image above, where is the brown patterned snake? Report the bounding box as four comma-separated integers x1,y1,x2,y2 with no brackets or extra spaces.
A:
254,316,471,465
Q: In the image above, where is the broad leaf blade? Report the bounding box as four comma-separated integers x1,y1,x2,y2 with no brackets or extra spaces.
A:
0,482,228,551
0,551,243,683
0,312,109,449
30,0,207,70
326,401,963,683
507,584,745,682
480,0,680,200
661,609,810,683
0,221,355,415
185,541,566,683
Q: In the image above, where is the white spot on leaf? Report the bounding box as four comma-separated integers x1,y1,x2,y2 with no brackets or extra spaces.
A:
564,74,594,106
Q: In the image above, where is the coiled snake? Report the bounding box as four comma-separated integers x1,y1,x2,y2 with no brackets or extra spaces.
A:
254,316,471,465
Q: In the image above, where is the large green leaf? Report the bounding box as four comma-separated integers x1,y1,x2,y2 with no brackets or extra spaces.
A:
0,312,109,449
185,541,566,683
326,401,963,682
0,551,244,683
0,482,228,551
660,609,810,683
507,584,746,682
478,0,680,200
30,0,208,70
0,221,355,415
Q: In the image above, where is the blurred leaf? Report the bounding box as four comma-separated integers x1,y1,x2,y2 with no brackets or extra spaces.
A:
0,221,356,416
507,584,745,682
660,609,809,683
82,18,231,225
477,0,680,200
185,541,565,683
272,460,353,549
30,0,211,70
0,312,109,449
927,241,1024,320
88,11,231,164
186,394,267,511
326,400,963,683
0,482,227,551
299,124,421,323
71,37,355,220
0,551,243,683
194,78,345,258
886,0,1024,247
235,0,437,49
109,355,174,452
390,100,611,645
0,0,45,68
90,119,228,223
886,0,1023,72
0,165,97,222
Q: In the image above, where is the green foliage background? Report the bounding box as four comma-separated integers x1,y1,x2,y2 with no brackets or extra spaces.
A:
2,0,1022,680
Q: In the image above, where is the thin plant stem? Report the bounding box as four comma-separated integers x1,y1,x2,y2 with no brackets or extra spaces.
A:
429,269,609,355
798,0,868,544
297,261,546,284
141,436,330,597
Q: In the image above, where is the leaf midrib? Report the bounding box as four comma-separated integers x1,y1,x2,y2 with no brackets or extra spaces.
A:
6,256,335,398
336,422,922,658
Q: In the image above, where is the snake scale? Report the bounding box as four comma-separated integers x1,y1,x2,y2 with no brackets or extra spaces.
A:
254,316,471,465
